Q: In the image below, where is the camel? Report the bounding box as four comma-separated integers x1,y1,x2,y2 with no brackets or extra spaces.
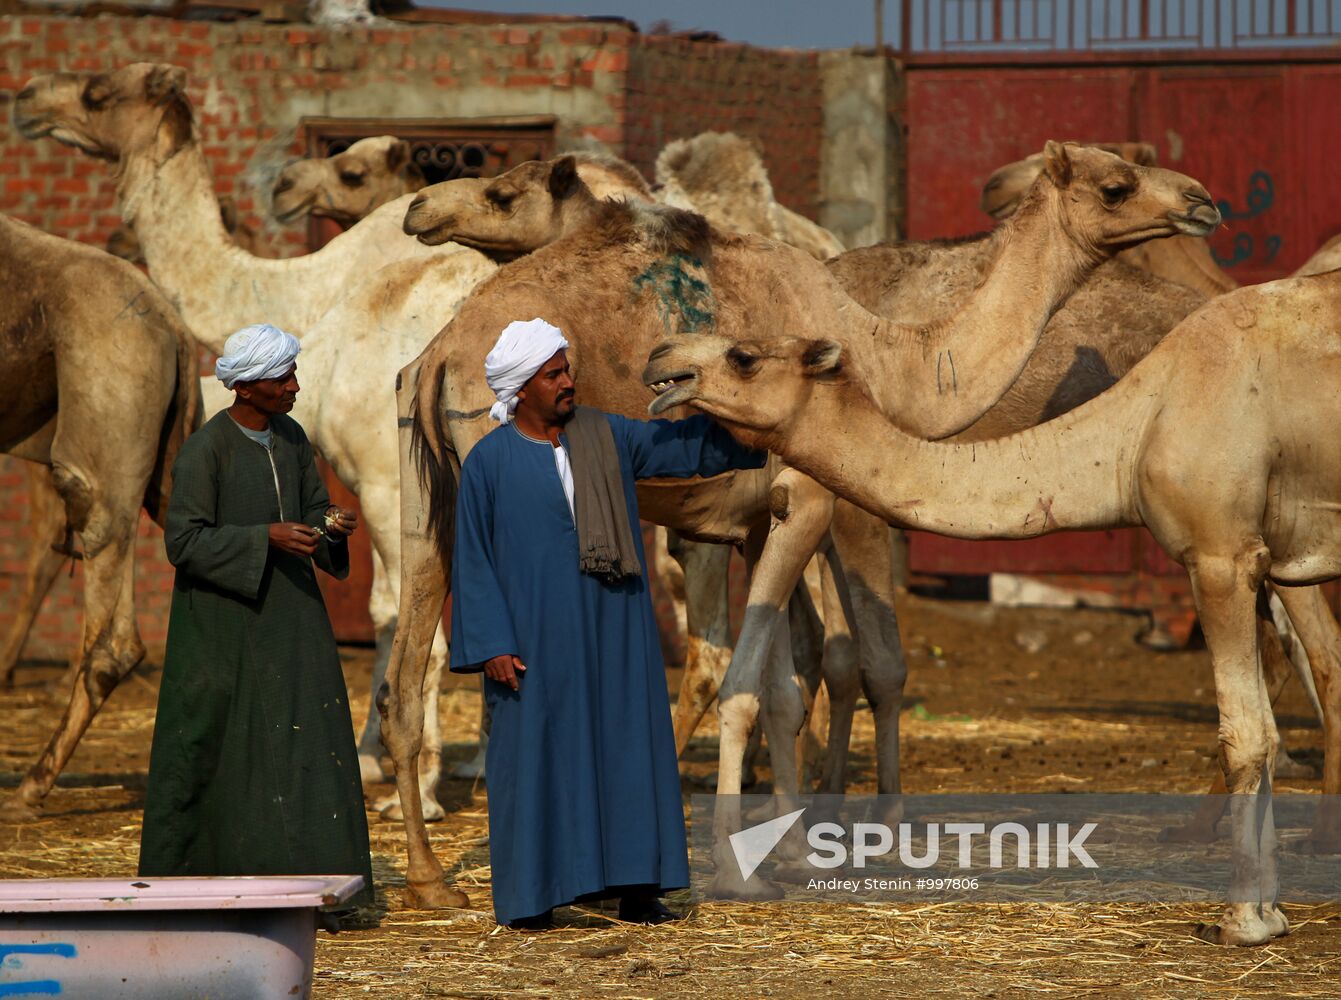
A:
107,195,269,264
381,142,1218,908
656,131,846,261
981,142,1238,299
1296,232,1341,278
14,64,451,349
12,62,509,811
0,213,200,817
405,151,837,779
640,267,1341,946
271,136,426,229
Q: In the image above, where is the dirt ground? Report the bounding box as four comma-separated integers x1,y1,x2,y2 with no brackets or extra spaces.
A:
3,592,1340,998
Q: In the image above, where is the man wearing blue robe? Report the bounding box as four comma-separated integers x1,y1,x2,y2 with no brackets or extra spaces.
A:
450,318,766,929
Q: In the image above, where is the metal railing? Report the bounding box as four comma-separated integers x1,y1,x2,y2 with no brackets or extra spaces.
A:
898,0,1341,52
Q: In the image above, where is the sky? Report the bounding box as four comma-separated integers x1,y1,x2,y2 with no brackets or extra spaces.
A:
417,1,897,50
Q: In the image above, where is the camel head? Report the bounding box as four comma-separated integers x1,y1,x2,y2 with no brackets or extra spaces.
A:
14,63,192,163
643,333,852,450
980,142,1157,220
655,132,778,239
1024,142,1218,254
402,153,646,260
271,136,425,227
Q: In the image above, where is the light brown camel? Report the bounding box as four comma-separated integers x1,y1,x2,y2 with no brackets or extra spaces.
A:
981,141,1238,299
107,195,269,263
406,152,829,776
272,136,426,228
14,64,450,349
656,131,846,260
381,142,1218,908
14,63,503,815
0,213,200,816
641,268,1341,946
1296,232,1341,278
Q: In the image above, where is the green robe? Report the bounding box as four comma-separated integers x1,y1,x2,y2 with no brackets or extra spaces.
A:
138,411,373,907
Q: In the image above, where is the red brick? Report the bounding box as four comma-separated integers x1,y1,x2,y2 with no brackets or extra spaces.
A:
5,178,42,195
52,178,88,194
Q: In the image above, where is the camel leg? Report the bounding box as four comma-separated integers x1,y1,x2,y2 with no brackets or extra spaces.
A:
9,517,143,816
669,535,734,756
357,550,397,783
0,465,72,687
377,624,447,823
1271,585,1341,852
1161,597,1299,843
815,543,859,797
357,491,448,822
710,471,832,900
789,578,827,790
378,363,468,909
1185,549,1285,946
832,501,907,809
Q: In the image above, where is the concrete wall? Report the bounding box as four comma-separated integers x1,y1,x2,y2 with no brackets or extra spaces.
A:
819,49,904,248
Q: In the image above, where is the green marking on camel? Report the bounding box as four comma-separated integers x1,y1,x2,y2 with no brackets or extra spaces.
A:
632,254,715,334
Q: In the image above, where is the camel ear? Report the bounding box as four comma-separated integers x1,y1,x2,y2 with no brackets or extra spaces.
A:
802,340,844,378
1132,142,1158,166
386,139,411,175
145,65,187,104
1042,140,1073,188
548,156,580,200
217,195,239,232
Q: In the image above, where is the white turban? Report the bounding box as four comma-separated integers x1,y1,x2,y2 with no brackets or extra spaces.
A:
215,323,301,390
484,318,571,423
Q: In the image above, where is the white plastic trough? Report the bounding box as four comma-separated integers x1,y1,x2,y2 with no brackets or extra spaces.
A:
0,874,364,999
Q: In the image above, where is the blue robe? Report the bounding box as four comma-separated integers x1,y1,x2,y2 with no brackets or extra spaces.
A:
450,411,766,923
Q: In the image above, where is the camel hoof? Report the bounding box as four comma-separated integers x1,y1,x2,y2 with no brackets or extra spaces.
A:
404,881,470,910
1263,906,1290,939
1193,912,1272,947
375,795,446,824
0,795,42,822
358,754,387,785
1157,822,1219,844
706,872,785,902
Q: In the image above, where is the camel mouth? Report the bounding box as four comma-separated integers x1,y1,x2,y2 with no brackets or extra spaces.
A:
642,367,699,415
18,120,108,158
1172,203,1222,237
407,221,459,247
272,197,316,225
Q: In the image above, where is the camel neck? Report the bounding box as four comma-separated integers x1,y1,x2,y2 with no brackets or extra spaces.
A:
845,191,1104,440
118,143,245,353
749,359,1160,539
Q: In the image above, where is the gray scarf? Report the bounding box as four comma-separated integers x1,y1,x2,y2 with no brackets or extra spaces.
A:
565,407,643,582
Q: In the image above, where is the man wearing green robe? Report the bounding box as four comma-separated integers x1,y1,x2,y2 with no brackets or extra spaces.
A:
139,324,374,911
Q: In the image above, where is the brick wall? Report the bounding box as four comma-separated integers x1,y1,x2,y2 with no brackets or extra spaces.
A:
625,34,825,219
0,13,829,663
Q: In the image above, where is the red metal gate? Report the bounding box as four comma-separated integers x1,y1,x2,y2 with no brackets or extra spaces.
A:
900,42,1341,637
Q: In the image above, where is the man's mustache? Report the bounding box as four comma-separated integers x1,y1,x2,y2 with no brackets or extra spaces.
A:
558,391,575,401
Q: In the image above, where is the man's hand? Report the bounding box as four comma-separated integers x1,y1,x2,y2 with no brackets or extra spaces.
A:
323,505,359,539
269,522,321,557
483,654,527,691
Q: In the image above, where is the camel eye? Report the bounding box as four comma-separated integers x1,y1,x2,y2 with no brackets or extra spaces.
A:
339,168,366,187
1100,183,1129,206
82,76,113,109
727,347,760,374
486,187,515,210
